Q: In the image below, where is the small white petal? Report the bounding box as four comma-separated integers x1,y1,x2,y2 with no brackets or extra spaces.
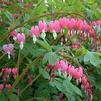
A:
41,31,46,39
91,95,93,101
76,79,79,85
65,38,67,42
61,42,63,45
13,36,17,41
53,31,57,40
20,42,24,50
33,36,37,43
79,78,81,83
7,51,11,59
68,75,72,81
63,72,67,78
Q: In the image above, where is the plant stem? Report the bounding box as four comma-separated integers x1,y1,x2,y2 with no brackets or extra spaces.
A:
0,54,5,61
58,52,81,66
19,66,47,95
0,12,88,43
16,50,21,75
12,56,42,88
19,74,41,95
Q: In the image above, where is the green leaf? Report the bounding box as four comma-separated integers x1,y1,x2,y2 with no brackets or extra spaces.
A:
32,0,47,16
63,78,82,97
17,27,30,35
8,94,20,101
75,47,88,56
43,52,59,65
50,78,82,101
84,51,93,63
24,13,30,22
37,39,52,52
84,51,101,67
5,11,14,22
0,93,6,101
39,67,50,79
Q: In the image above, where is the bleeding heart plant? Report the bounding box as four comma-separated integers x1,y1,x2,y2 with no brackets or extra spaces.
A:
0,1,101,101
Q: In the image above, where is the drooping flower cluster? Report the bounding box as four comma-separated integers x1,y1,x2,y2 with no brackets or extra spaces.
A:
82,75,92,101
8,18,101,52
0,84,12,93
10,31,26,50
29,17,97,43
10,30,18,41
91,20,101,27
2,44,14,59
90,20,101,49
17,33,26,50
53,60,83,82
38,20,47,39
49,20,61,39
0,68,17,93
47,60,92,101
30,26,40,43
29,18,100,48
30,20,48,42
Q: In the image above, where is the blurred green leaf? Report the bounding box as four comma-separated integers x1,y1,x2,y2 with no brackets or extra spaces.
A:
75,47,88,56
4,11,14,22
84,51,101,67
0,93,6,101
39,67,50,79
50,78,82,101
43,52,59,65
8,94,20,101
37,39,52,52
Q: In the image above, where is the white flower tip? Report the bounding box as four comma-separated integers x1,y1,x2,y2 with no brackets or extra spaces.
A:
79,78,81,83
7,51,11,59
65,38,67,41
68,75,72,81
63,72,67,78
91,95,93,100
41,32,46,39
13,37,17,41
76,79,79,85
20,42,24,50
53,31,57,40
33,36,37,44
61,42,63,45
8,54,11,59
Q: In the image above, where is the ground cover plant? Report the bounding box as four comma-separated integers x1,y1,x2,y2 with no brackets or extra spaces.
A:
0,0,101,101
